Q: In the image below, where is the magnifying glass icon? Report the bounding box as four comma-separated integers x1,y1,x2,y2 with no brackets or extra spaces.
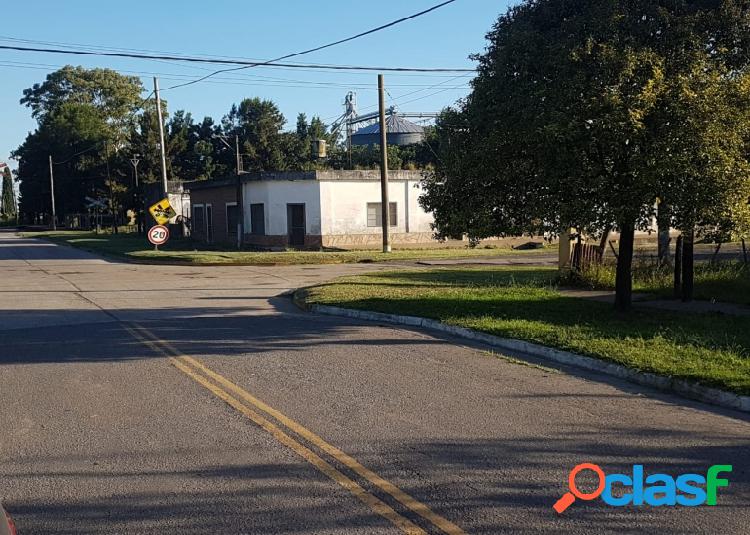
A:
553,463,606,513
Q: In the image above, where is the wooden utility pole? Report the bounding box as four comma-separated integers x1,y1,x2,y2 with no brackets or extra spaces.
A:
378,74,391,253
48,155,57,230
153,77,169,197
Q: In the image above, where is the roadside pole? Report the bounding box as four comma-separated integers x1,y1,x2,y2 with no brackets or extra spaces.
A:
378,74,391,253
558,227,572,271
154,77,169,198
129,156,141,233
235,135,243,250
48,155,57,230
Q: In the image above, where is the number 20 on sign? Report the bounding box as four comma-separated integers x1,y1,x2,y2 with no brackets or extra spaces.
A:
148,225,170,248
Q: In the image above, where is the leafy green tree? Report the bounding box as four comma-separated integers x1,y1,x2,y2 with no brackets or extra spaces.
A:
421,0,750,310
296,113,309,139
1,166,15,217
15,66,143,221
222,98,286,171
653,54,750,298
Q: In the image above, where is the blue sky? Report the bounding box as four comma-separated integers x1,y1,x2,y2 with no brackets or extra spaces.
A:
0,1,511,170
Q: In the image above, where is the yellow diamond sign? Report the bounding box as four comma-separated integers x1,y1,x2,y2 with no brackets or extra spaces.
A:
148,198,177,225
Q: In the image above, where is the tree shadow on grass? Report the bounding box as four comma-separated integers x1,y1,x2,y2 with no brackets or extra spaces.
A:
344,267,559,288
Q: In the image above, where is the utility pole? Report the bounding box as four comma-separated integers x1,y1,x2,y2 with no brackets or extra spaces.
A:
105,141,117,233
234,135,244,250
378,74,391,253
212,134,245,249
48,155,57,230
153,77,169,198
129,155,141,233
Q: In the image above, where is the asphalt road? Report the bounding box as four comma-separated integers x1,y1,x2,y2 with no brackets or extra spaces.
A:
0,230,748,534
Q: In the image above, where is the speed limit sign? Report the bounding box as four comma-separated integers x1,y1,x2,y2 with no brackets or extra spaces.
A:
147,225,170,246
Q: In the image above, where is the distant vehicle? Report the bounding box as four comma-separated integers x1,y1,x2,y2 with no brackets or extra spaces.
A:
0,503,17,535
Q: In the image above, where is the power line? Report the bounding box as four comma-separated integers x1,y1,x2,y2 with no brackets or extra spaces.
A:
164,0,463,90
353,73,473,117
52,142,103,165
0,36,474,78
0,60,471,90
0,44,473,74
50,90,155,165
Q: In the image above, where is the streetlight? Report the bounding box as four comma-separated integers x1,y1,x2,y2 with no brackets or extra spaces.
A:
213,134,247,250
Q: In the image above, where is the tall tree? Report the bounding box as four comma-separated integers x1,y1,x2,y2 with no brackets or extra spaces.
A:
222,97,286,171
1,166,15,217
420,0,750,311
15,66,144,221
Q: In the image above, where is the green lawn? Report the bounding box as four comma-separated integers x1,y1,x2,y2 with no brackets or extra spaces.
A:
302,266,750,395
569,261,750,305
23,230,549,265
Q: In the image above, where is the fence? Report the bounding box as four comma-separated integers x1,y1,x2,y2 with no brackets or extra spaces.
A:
570,242,604,271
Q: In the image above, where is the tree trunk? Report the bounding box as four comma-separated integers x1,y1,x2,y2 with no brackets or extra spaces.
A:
599,228,610,254
681,229,694,302
711,242,722,264
674,235,683,298
615,220,635,312
657,201,671,266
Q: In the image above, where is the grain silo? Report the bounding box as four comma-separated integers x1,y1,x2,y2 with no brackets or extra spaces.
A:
351,113,425,146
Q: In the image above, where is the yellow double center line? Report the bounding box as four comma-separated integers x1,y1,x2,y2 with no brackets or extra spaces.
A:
124,322,466,535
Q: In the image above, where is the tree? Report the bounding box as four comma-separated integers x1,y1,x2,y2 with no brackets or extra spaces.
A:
653,55,750,299
1,166,15,217
420,0,750,311
222,98,286,171
15,66,144,221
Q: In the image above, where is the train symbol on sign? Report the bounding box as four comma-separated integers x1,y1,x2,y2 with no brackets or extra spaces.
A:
148,198,177,225
148,225,170,246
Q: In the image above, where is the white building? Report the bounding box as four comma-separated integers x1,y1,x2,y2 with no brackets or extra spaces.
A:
187,170,435,248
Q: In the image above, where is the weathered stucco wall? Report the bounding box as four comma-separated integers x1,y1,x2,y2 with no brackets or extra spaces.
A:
318,177,433,238
243,179,321,237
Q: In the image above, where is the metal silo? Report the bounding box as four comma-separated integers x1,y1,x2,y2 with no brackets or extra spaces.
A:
351,114,425,146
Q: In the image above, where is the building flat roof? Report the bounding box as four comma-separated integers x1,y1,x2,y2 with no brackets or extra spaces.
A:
185,170,425,191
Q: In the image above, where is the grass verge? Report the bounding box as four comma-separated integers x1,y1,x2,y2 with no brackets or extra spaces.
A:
303,266,750,395
22,230,549,265
566,261,750,305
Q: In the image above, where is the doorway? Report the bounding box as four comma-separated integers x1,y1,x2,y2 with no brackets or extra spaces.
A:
206,204,213,243
287,204,305,247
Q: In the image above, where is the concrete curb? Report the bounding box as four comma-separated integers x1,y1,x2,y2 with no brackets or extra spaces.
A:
300,298,750,414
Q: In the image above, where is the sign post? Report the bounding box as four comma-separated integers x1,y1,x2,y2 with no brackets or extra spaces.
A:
148,198,176,226
147,224,169,250
147,197,175,250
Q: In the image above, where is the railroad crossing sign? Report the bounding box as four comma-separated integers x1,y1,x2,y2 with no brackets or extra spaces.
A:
147,225,170,246
85,196,107,210
148,197,177,225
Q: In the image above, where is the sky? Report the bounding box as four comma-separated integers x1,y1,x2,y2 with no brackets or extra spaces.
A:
0,0,512,171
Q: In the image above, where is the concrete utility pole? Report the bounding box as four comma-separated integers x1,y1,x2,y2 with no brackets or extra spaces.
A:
129,156,141,233
378,74,391,253
235,135,244,250
48,155,57,230
558,227,572,271
153,77,169,197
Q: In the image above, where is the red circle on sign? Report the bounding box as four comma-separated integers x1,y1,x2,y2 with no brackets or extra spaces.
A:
148,225,170,245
